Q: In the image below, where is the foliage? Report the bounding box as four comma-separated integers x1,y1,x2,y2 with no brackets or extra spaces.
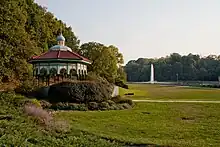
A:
88,102,99,110
80,42,126,83
50,101,133,111
31,99,41,108
125,53,220,82
24,103,53,125
50,103,88,111
48,81,113,103
14,78,37,95
111,96,134,106
40,100,52,109
0,92,120,146
86,72,114,89
0,0,80,82
99,101,110,110
0,0,126,85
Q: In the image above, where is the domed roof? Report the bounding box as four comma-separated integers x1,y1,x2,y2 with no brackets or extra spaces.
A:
50,45,72,52
57,33,65,41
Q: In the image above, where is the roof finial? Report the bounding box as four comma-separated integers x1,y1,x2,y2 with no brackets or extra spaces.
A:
57,29,65,45
60,28,63,35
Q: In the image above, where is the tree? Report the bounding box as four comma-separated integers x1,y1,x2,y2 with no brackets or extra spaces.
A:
0,0,80,82
80,42,125,83
125,53,220,82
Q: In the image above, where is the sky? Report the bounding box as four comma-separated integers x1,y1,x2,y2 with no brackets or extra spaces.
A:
35,0,220,64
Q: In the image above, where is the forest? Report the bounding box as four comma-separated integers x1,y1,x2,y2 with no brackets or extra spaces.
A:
125,53,220,82
0,0,126,84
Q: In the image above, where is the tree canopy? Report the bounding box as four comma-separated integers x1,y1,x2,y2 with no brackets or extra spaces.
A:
125,53,220,82
80,42,125,83
0,0,125,83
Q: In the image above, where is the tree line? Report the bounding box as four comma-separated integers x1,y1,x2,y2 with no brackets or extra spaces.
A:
125,53,220,82
0,0,126,84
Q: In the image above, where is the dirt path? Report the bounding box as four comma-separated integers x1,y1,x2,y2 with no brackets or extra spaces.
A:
133,99,220,103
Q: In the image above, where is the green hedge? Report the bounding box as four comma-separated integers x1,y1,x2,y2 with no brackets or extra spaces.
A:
50,101,132,111
48,81,113,103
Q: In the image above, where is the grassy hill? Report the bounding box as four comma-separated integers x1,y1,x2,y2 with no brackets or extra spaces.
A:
0,92,120,147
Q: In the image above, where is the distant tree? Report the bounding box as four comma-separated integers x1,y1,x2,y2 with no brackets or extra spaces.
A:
125,53,220,82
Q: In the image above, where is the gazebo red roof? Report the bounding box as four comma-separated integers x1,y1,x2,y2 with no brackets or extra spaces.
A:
29,50,91,63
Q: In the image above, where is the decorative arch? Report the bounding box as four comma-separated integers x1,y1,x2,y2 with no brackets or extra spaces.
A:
40,68,47,76
70,69,77,76
50,68,57,76
60,68,67,77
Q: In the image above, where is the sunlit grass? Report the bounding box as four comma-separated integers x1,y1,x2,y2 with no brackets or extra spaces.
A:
56,102,220,147
120,84,220,101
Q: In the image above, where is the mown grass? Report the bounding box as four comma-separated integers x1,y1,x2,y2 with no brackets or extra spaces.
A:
56,102,220,147
120,84,220,101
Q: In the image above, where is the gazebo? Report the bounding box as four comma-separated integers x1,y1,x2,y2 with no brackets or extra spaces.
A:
29,33,91,85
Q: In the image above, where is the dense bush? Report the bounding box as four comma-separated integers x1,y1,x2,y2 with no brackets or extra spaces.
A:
111,96,134,106
88,102,99,110
31,99,42,108
49,100,133,111
99,102,110,110
50,103,88,111
86,72,114,88
15,79,38,96
106,100,116,106
48,81,113,103
24,104,53,125
40,100,52,109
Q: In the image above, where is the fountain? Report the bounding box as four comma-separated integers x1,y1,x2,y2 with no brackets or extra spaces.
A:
150,64,154,84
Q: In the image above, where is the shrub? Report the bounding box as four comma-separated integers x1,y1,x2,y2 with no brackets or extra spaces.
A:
118,99,134,106
106,100,116,106
87,72,114,87
111,96,134,106
15,79,37,96
88,102,99,110
31,99,41,108
77,104,88,111
48,81,113,103
40,100,52,109
50,103,88,111
120,103,132,109
24,104,52,125
99,102,110,110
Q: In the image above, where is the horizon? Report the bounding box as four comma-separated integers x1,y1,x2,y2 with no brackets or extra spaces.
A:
35,0,220,64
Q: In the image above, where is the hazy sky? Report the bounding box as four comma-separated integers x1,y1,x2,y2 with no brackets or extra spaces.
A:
35,0,220,64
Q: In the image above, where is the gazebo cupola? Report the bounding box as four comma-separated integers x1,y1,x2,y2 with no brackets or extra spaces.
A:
57,33,65,46
29,33,91,85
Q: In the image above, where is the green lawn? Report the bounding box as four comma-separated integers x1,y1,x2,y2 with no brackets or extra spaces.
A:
56,102,220,147
2,84,220,147
119,84,220,101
